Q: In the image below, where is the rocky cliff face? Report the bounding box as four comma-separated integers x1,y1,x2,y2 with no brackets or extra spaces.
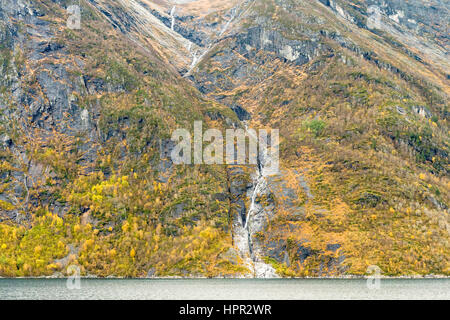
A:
0,0,448,277
157,0,449,276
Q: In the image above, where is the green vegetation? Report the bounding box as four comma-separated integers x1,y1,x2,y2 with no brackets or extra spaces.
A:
197,0,449,277
0,0,448,278
0,0,243,278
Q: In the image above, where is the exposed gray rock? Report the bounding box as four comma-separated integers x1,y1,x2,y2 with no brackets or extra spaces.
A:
412,105,432,119
0,134,12,148
396,106,406,115
235,26,321,66
230,105,251,121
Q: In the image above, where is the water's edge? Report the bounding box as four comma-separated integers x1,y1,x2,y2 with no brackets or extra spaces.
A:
1,275,449,279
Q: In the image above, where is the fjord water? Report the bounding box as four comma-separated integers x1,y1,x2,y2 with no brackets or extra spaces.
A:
0,279,448,300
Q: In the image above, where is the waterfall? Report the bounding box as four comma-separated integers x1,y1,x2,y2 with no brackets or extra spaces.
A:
244,172,264,230
185,43,211,76
187,49,200,73
185,42,201,75
184,4,241,77
163,0,274,276
170,6,176,30
231,123,278,278
219,8,238,36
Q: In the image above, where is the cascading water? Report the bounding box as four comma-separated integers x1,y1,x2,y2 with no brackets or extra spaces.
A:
185,3,243,76
170,6,176,30
219,7,238,37
161,1,274,277
232,124,278,278
244,126,263,230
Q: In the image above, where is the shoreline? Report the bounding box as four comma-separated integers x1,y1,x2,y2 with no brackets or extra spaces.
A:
1,275,449,280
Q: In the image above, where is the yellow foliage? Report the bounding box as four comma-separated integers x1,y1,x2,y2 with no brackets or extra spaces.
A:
34,246,42,255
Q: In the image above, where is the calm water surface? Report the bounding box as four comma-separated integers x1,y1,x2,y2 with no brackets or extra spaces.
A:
0,278,448,300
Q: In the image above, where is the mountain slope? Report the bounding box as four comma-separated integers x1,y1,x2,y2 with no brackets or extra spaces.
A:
0,0,448,277
161,0,450,276
0,0,246,277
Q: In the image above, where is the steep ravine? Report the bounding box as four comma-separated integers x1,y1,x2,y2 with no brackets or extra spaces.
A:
1,0,448,278
234,125,278,278
184,0,252,77
146,1,278,277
